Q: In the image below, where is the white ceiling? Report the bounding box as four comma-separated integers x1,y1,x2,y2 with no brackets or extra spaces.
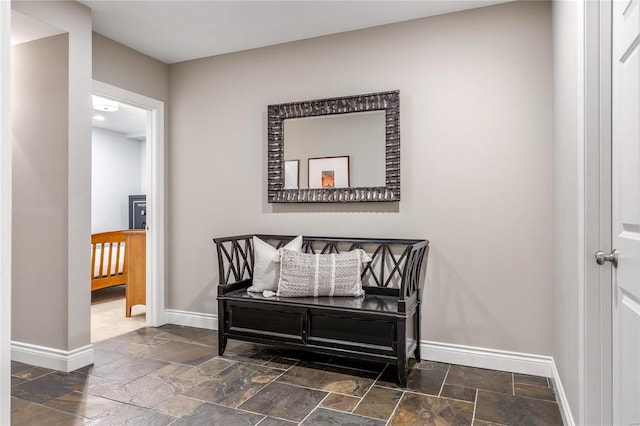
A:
77,0,511,64
92,99,147,138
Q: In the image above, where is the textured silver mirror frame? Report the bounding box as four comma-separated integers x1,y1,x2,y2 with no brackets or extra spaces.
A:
267,90,400,203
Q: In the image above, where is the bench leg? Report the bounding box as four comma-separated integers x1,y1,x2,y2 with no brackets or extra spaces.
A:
218,333,227,356
414,301,421,362
397,359,408,388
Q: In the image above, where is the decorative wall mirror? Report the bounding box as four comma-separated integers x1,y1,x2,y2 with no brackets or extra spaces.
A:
267,90,400,203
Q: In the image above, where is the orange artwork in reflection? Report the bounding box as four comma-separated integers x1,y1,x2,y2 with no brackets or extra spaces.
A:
321,171,335,188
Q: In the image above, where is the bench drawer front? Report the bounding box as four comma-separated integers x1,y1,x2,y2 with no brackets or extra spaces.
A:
227,301,305,343
308,310,396,355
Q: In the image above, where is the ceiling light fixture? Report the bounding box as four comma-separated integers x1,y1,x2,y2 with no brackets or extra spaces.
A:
93,114,105,121
92,95,119,112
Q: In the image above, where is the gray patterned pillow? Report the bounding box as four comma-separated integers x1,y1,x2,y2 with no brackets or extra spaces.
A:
277,249,372,297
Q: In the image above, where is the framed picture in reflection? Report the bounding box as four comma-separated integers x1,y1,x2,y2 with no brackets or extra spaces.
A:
284,160,300,189
308,156,350,189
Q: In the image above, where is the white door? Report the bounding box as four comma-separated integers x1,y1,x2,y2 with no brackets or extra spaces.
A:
612,1,640,424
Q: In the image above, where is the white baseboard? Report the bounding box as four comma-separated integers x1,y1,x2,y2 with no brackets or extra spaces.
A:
550,358,576,426
11,341,94,372
165,309,218,330
420,340,553,377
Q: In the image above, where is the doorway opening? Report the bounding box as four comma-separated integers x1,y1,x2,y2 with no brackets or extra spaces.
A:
91,80,166,341
90,94,148,342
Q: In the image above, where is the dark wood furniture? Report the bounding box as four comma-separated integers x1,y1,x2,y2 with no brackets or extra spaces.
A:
214,234,429,385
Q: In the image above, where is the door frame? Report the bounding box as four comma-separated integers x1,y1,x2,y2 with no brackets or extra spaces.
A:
0,2,11,424
583,1,613,424
92,80,166,327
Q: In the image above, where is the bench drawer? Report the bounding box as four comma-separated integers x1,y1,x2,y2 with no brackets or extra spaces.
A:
307,310,396,355
226,301,306,343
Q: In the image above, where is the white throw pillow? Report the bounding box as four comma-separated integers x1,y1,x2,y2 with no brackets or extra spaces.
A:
248,235,303,293
277,249,372,297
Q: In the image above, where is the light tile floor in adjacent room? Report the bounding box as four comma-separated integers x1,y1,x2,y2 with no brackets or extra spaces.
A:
11,324,564,425
91,285,146,343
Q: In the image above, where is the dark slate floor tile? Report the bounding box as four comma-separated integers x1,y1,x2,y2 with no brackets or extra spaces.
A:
88,374,182,409
12,371,91,404
171,402,264,426
183,363,281,408
11,361,33,375
320,393,360,412
92,338,147,355
138,339,217,366
155,325,214,343
376,359,447,393
44,390,123,419
11,397,85,426
388,392,474,426
192,332,218,347
149,363,213,392
440,384,477,402
154,395,204,418
406,361,450,395
110,327,169,346
195,357,235,377
513,373,549,387
11,376,28,387
12,366,54,380
258,417,298,426
223,342,277,366
88,355,168,382
475,390,563,426
265,356,298,370
239,382,327,422
446,365,513,395
85,402,176,425
301,408,386,426
353,386,403,421
474,421,508,426
96,363,213,408
514,382,557,402
278,361,377,397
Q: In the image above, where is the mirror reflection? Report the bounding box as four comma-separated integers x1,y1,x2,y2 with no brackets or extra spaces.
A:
283,111,386,190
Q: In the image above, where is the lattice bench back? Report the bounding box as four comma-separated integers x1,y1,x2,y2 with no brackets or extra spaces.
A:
213,234,429,300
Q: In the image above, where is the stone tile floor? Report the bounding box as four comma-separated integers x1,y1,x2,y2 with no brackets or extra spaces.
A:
11,325,563,425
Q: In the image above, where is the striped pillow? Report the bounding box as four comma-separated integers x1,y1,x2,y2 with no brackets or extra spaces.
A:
276,249,371,297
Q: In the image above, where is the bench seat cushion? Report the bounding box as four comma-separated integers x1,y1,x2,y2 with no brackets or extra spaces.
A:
225,288,400,313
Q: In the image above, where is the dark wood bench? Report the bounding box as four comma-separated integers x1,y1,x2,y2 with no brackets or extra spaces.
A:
213,234,429,386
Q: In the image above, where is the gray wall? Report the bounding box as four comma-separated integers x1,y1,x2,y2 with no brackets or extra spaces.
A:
12,34,69,349
93,33,169,104
552,0,581,419
11,0,93,354
168,1,553,355
91,127,144,233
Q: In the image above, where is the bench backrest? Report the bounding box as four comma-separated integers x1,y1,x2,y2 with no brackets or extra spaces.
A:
214,234,429,300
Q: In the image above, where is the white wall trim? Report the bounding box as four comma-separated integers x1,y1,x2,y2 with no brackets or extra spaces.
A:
165,309,218,330
421,340,553,377
92,80,166,327
11,342,94,373
0,2,11,424
552,357,577,426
